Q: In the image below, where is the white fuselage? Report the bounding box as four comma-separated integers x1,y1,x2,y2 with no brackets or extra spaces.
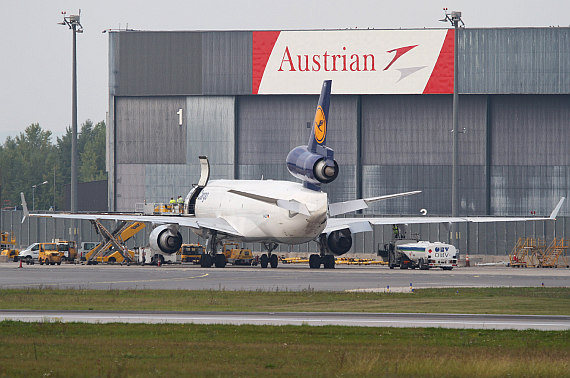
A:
193,180,328,244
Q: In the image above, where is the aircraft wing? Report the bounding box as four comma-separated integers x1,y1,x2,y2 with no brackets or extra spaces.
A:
324,197,565,234
328,190,422,216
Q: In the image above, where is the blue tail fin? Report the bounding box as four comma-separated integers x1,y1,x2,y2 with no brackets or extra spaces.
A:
308,80,332,152
286,80,338,190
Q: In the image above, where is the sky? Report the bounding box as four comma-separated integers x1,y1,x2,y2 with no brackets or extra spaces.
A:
1,0,568,143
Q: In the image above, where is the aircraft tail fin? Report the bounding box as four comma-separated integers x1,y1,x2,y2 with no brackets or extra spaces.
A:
307,80,332,152
286,80,338,190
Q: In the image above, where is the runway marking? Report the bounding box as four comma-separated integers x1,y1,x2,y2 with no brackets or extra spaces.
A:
0,273,210,287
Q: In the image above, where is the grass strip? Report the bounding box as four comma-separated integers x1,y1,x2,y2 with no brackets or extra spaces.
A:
0,321,568,377
0,287,569,315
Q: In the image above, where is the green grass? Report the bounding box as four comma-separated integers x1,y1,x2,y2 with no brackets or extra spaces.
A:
0,322,568,377
1,287,569,315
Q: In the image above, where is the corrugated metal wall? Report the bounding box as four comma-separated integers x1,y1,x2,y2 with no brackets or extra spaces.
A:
458,28,570,94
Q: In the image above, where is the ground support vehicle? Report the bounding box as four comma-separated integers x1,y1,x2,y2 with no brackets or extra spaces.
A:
138,247,177,265
181,244,205,263
380,240,457,270
38,243,62,265
222,242,256,266
84,220,145,264
95,249,135,264
18,243,41,264
56,241,77,262
0,232,18,262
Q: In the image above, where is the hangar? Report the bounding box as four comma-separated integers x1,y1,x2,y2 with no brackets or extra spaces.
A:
103,27,569,256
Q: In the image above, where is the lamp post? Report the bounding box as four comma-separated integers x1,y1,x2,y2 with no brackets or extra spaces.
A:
58,11,83,213
32,181,48,211
440,8,464,247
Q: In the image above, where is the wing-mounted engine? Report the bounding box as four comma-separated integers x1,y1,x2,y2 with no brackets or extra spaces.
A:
319,229,352,256
149,225,183,254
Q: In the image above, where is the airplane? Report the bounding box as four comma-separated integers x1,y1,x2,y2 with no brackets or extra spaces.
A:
21,80,565,269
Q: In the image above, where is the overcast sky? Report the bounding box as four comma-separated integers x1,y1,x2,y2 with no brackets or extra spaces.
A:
1,0,568,143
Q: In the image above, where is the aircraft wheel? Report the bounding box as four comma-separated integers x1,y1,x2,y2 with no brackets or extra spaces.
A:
260,254,268,268
309,254,320,269
214,253,227,268
269,254,278,268
323,255,335,269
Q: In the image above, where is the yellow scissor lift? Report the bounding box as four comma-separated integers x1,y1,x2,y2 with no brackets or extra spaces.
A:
85,220,146,264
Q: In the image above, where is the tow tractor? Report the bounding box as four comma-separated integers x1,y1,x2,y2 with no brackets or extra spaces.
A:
181,244,205,263
222,242,256,266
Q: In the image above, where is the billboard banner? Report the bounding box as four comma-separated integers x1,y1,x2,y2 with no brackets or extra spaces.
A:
252,30,454,95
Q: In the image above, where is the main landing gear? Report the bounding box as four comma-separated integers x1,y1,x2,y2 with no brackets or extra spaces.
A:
310,234,335,269
259,242,279,268
201,232,227,268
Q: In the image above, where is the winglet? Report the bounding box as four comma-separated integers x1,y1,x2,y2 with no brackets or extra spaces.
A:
20,192,29,223
549,197,565,219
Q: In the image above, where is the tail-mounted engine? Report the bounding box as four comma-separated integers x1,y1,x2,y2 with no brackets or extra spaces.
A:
321,229,352,256
149,225,182,254
286,145,339,186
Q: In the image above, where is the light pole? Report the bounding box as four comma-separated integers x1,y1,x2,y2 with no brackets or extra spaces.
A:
32,181,48,211
440,8,464,247
58,10,83,213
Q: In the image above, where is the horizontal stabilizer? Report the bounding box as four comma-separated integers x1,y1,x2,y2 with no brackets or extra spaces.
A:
328,190,421,217
229,189,310,216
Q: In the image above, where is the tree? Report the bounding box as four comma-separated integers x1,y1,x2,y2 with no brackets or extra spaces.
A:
0,120,107,211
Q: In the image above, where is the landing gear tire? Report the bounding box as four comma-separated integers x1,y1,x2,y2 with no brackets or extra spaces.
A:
214,253,227,268
200,254,213,268
260,254,268,268
309,254,321,269
269,254,278,268
323,255,335,269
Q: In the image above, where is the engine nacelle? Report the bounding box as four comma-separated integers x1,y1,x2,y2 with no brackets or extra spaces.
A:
149,225,183,254
286,146,339,186
326,229,352,255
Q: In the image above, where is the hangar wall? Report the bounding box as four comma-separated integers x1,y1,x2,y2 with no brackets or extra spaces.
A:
105,27,570,255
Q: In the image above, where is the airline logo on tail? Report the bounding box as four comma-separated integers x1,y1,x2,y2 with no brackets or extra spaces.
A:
314,106,326,144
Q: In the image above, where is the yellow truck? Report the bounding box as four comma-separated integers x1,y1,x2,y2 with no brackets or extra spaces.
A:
56,241,78,262
0,232,18,262
181,244,204,263
38,243,62,265
222,242,256,266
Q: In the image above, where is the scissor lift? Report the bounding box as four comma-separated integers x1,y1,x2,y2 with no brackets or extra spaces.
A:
85,220,145,264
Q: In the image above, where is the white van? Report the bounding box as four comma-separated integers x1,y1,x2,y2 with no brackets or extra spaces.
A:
18,243,41,262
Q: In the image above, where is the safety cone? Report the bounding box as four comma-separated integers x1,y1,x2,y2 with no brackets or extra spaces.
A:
19,258,22,268
465,255,470,267
158,258,161,267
